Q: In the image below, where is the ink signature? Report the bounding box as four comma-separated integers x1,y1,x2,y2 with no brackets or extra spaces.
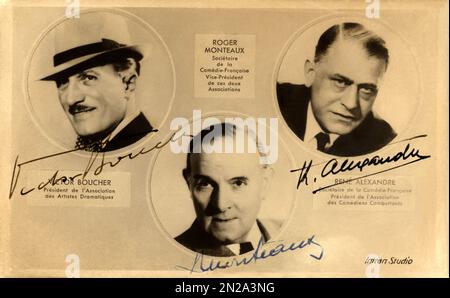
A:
175,235,323,273
291,135,431,194
8,130,190,199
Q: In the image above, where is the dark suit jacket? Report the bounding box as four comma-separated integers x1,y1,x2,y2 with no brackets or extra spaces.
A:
175,219,281,257
277,83,397,157
102,112,155,152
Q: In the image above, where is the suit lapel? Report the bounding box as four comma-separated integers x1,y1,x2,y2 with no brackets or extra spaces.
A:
327,112,377,156
103,112,154,152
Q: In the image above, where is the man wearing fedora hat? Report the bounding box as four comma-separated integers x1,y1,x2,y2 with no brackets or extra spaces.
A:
40,11,155,152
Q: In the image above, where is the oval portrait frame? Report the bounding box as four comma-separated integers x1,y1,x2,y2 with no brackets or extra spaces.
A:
23,7,176,157
272,13,423,158
145,110,301,258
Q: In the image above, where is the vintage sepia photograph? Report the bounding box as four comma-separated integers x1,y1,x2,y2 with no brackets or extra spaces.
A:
26,8,175,153
276,17,420,157
0,0,447,282
149,117,298,258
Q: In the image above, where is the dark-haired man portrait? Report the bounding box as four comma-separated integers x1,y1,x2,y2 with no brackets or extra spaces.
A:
40,12,154,152
277,22,396,156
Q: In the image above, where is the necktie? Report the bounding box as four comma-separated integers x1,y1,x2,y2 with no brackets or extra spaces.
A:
239,242,254,254
315,132,330,151
75,136,105,152
75,133,111,152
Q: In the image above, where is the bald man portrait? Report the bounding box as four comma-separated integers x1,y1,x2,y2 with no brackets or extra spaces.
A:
277,22,397,157
175,123,282,257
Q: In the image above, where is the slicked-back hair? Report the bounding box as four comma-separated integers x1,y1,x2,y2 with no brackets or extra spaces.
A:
314,22,389,69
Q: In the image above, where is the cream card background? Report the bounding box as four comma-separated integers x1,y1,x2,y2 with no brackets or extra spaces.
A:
0,0,448,277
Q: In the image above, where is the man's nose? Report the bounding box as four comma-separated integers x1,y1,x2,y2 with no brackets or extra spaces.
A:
340,85,359,111
211,186,233,212
60,78,84,105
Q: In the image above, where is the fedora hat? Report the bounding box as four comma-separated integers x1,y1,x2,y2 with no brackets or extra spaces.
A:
39,10,151,81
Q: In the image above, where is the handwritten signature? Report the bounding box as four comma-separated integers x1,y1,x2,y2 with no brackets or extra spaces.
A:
8,130,190,199
291,135,431,194
175,235,323,273
9,133,431,199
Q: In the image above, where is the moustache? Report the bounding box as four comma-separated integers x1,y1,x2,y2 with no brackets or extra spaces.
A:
68,104,96,115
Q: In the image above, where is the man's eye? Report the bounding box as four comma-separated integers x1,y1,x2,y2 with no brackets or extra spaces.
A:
82,74,97,81
79,74,98,84
359,88,377,97
359,88,377,100
231,179,247,188
194,180,212,191
332,78,347,89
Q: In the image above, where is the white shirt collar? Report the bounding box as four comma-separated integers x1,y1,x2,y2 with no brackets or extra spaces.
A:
226,222,262,255
305,102,339,150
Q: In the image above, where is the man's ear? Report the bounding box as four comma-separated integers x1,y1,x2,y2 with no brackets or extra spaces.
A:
120,58,138,94
304,59,316,87
124,74,137,93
